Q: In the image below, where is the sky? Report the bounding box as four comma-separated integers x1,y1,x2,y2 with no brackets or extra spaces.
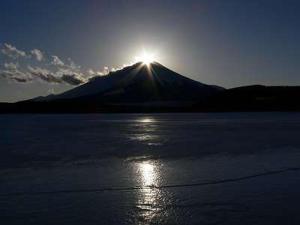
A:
0,0,300,102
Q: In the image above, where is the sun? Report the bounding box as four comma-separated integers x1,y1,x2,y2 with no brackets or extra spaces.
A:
134,50,156,66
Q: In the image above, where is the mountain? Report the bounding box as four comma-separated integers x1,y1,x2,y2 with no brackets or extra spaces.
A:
31,61,224,106
1,62,300,113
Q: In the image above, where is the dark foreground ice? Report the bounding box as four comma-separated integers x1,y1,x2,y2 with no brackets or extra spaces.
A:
1,113,300,225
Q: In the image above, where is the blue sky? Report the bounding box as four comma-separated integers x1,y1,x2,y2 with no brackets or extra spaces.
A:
1,0,300,102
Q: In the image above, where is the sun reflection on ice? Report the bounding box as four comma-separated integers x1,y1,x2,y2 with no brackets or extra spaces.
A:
130,117,163,146
139,118,154,123
134,161,164,223
139,161,157,186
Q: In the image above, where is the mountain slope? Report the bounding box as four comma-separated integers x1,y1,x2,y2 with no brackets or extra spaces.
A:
36,62,224,105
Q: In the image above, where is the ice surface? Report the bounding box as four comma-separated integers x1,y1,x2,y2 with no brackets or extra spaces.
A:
0,113,300,225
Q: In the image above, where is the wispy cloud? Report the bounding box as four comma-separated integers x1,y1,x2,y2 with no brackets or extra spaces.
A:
30,49,44,61
1,43,26,59
4,62,18,70
55,68,86,85
0,63,31,83
61,74,84,85
27,66,86,85
0,42,133,86
0,43,86,86
51,55,64,66
28,66,61,84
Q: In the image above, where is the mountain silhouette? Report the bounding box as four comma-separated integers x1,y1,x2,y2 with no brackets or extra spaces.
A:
33,62,224,106
1,62,300,113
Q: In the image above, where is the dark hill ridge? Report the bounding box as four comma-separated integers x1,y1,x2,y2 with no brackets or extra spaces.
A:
205,85,300,111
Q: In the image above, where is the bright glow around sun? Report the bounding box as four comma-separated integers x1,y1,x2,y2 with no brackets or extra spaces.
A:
134,50,156,66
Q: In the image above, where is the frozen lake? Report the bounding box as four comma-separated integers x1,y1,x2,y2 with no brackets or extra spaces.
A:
1,113,300,224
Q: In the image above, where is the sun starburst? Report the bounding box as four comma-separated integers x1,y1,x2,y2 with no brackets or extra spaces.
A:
134,50,156,66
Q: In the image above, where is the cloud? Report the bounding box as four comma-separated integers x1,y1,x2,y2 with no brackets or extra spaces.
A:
0,42,133,87
51,55,64,66
103,66,109,74
1,43,26,59
11,77,29,83
67,58,80,70
55,68,86,85
61,74,84,85
27,66,85,85
30,49,44,61
0,43,87,85
4,62,18,70
28,66,62,84
87,69,95,75
0,64,31,83
87,69,105,78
